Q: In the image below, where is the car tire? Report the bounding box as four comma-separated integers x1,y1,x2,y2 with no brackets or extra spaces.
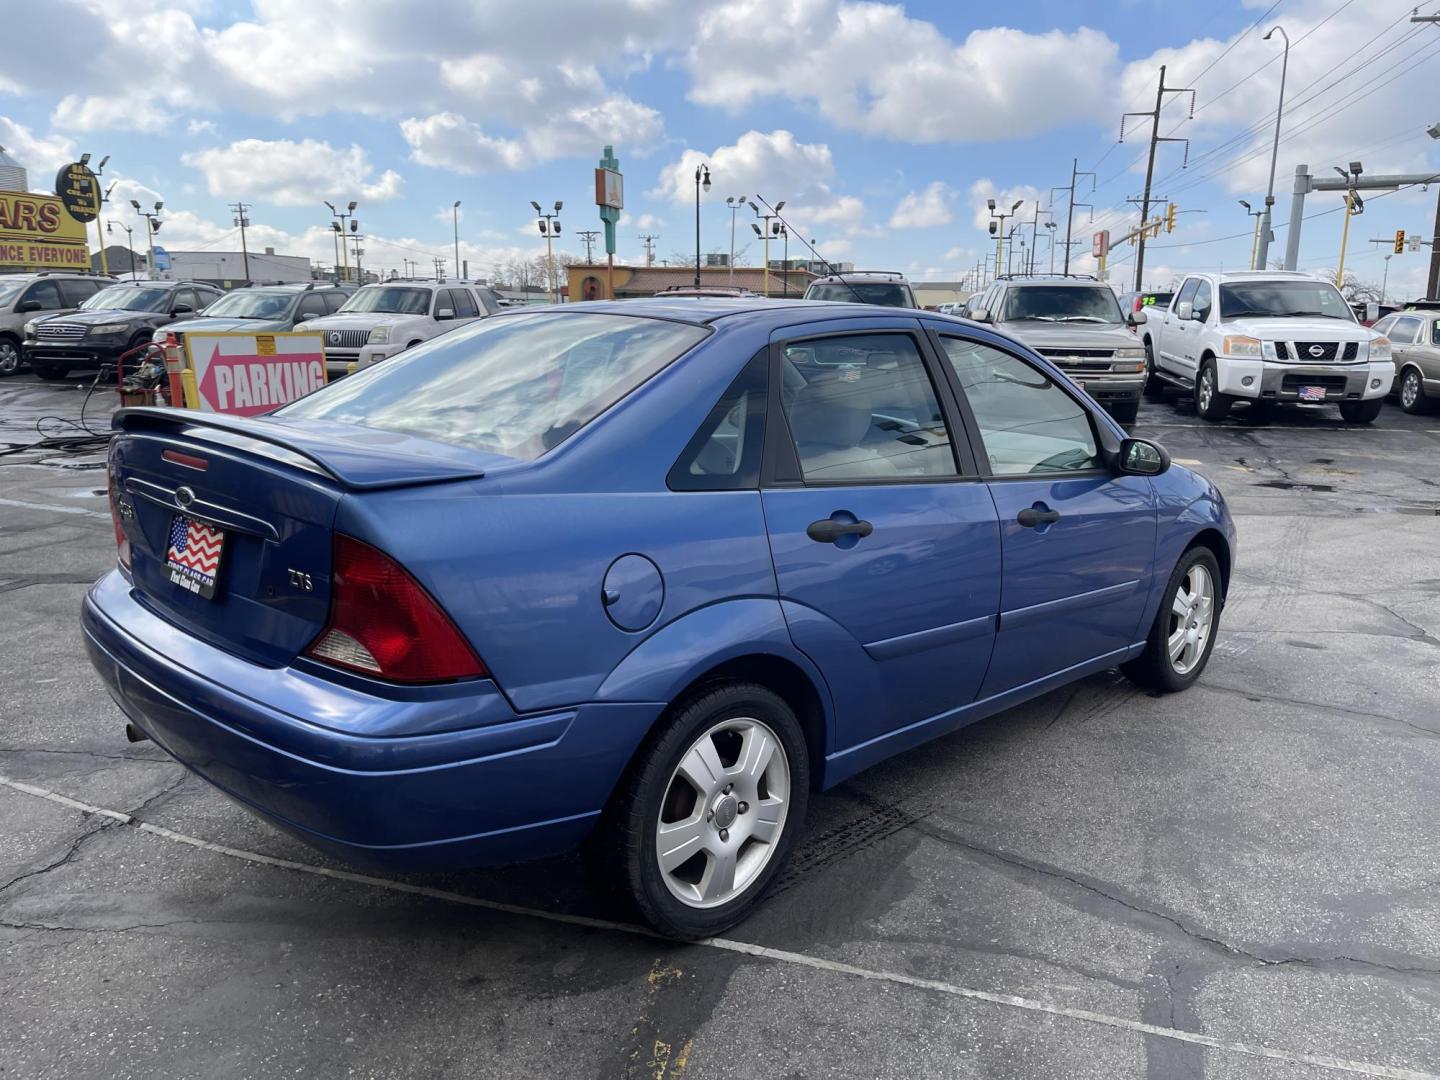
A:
1122,545,1223,694
1109,400,1139,425
593,681,809,939
1142,338,1166,398
30,361,69,380
1194,358,1230,421
1338,398,1383,424
0,335,21,376
1398,367,1430,415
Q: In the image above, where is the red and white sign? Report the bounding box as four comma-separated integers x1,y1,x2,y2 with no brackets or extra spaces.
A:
184,332,327,417
1092,230,1110,259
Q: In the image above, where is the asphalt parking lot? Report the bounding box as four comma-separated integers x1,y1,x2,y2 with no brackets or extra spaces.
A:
2,372,1439,1080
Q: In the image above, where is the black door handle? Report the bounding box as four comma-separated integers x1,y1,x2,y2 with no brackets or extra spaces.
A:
1016,507,1061,528
807,518,874,543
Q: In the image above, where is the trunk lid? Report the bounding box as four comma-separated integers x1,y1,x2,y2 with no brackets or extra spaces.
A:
110,408,494,668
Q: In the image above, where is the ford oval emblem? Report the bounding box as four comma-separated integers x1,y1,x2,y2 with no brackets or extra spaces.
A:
175,485,195,508
1308,344,1325,358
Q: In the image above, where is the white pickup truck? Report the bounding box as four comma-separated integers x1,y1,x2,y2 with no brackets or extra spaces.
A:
1140,271,1393,423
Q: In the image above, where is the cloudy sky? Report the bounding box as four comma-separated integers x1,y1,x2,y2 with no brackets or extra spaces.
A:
2,0,1437,296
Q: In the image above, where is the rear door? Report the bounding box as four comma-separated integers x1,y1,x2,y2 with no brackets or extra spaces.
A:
760,320,1001,750
1161,278,1200,372
932,332,1156,697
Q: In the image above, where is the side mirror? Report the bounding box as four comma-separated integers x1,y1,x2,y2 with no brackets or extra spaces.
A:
970,307,990,323
172,303,193,314
17,299,43,313
1176,301,1193,321
1127,308,1147,326
435,307,454,320
1117,437,1170,475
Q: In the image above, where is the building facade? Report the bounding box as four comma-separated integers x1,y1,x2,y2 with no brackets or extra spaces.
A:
566,263,817,301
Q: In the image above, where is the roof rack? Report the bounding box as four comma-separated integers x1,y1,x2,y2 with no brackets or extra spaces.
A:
825,270,907,281
31,269,117,278
994,273,1099,282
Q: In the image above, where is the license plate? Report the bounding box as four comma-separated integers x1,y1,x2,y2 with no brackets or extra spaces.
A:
1297,385,1327,401
165,515,224,599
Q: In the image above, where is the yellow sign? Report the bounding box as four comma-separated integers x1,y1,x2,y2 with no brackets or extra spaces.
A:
0,192,91,270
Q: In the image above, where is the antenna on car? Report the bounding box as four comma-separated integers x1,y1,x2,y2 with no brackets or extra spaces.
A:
750,195,870,306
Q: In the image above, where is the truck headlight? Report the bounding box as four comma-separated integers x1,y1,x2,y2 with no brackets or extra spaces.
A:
89,322,132,336
367,326,390,344
1222,334,1263,359
1369,336,1391,360
1114,347,1146,359
23,320,38,340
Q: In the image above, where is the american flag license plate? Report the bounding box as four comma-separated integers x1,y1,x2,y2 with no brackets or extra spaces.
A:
166,515,224,599
1297,385,1327,401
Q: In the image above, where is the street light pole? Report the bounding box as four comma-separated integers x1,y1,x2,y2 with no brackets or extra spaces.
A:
1255,25,1290,271
693,164,711,287
532,200,562,303
130,199,163,278
106,221,136,280
452,200,461,281
1239,200,1263,269
748,200,784,296
1381,253,1392,304
1333,163,1365,289
725,195,746,285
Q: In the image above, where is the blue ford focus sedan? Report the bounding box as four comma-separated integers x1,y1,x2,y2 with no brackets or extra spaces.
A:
85,299,1234,937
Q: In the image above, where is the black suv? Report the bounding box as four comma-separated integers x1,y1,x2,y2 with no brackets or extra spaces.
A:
24,279,225,379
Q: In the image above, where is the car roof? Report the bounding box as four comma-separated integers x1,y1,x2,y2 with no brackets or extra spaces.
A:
516,297,933,327
999,277,1108,288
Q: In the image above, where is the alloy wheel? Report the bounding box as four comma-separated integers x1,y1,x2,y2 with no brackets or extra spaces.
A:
1167,563,1216,676
0,340,18,375
1401,371,1419,410
655,717,790,909
1198,368,1214,411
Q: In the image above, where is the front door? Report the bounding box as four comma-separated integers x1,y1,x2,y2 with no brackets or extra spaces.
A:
761,326,1001,751
933,333,1157,697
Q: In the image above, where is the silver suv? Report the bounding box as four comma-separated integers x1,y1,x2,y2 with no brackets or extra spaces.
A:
0,272,111,376
804,271,918,308
965,276,1147,423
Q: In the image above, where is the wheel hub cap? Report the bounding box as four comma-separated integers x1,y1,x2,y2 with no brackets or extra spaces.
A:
712,794,738,830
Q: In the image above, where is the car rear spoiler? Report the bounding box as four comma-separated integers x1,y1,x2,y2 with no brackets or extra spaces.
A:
113,407,488,491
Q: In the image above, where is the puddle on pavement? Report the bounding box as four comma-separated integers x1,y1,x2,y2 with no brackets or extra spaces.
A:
1251,480,1337,493
1355,506,1440,516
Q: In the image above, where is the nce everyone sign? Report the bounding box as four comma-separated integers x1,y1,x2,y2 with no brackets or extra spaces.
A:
0,192,90,269
184,332,327,416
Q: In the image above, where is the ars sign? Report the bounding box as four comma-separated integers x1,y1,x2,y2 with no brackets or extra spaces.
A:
184,332,326,417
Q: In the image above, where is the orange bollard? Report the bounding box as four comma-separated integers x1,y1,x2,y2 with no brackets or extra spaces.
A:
163,335,186,407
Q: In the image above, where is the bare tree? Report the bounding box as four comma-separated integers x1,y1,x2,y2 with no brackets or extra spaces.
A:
1327,271,1382,304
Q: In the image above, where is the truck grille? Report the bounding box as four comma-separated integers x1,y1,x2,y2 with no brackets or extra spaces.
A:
34,322,86,341
318,328,370,350
1037,348,1114,359
1275,341,1358,362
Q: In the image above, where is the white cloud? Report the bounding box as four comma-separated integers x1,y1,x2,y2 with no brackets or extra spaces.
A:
399,113,529,175
182,139,404,206
889,182,953,229
186,118,217,136
686,1,1116,142
0,116,76,182
651,130,866,236
52,94,173,134
620,212,665,230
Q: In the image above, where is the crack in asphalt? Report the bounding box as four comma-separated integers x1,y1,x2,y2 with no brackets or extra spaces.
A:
909,816,1440,981
1230,571,1440,648
126,773,188,819
0,574,101,594
0,821,115,899
1197,681,1440,740
0,745,165,764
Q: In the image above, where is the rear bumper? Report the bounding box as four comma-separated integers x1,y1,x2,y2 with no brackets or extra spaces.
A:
82,570,663,870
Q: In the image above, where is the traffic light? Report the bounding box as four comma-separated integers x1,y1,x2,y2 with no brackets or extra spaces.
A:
1166,203,1177,233
1394,229,1405,254
988,221,997,236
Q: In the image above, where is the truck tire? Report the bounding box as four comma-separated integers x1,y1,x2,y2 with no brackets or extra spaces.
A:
1142,337,1167,398
1194,358,1231,422
1338,398,1383,424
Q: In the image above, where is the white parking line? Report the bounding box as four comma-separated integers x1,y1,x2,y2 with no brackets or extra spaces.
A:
2,774,1435,1080
0,496,108,521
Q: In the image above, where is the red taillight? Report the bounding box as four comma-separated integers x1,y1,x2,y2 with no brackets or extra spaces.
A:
107,469,131,571
305,534,487,684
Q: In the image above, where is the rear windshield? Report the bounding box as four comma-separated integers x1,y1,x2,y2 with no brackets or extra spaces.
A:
806,282,914,307
279,312,708,461
1001,286,1123,324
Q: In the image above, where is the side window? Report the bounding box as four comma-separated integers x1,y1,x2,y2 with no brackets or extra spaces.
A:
172,289,197,312
1192,280,1213,322
1389,316,1422,344
1371,315,1396,337
1174,278,1200,314
59,279,97,306
1432,320,1440,347
778,333,957,482
21,280,65,310
297,293,329,319
939,337,1102,477
668,349,768,491
451,288,480,318
322,291,345,313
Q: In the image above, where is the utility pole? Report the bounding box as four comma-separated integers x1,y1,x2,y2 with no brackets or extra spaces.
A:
230,201,251,283
639,233,658,267
1120,65,1194,291
577,229,599,264
1333,164,1365,290
1057,158,1095,276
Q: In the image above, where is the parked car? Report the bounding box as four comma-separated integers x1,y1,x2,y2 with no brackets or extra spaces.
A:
24,280,224,380
1371,308,1440,414
1141,271,1392,423
804,271,919,308
0,272,112,376
87,298,1234,938
964,276,1148,423
153,283,350,355
295,281,504,376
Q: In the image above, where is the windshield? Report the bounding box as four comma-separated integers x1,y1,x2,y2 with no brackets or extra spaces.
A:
1001,286,1123,324
807,282,914,307
201,290,295,319
81,286,172,312
1219,280,1355,321
338,286,430,315
279,312,708,461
